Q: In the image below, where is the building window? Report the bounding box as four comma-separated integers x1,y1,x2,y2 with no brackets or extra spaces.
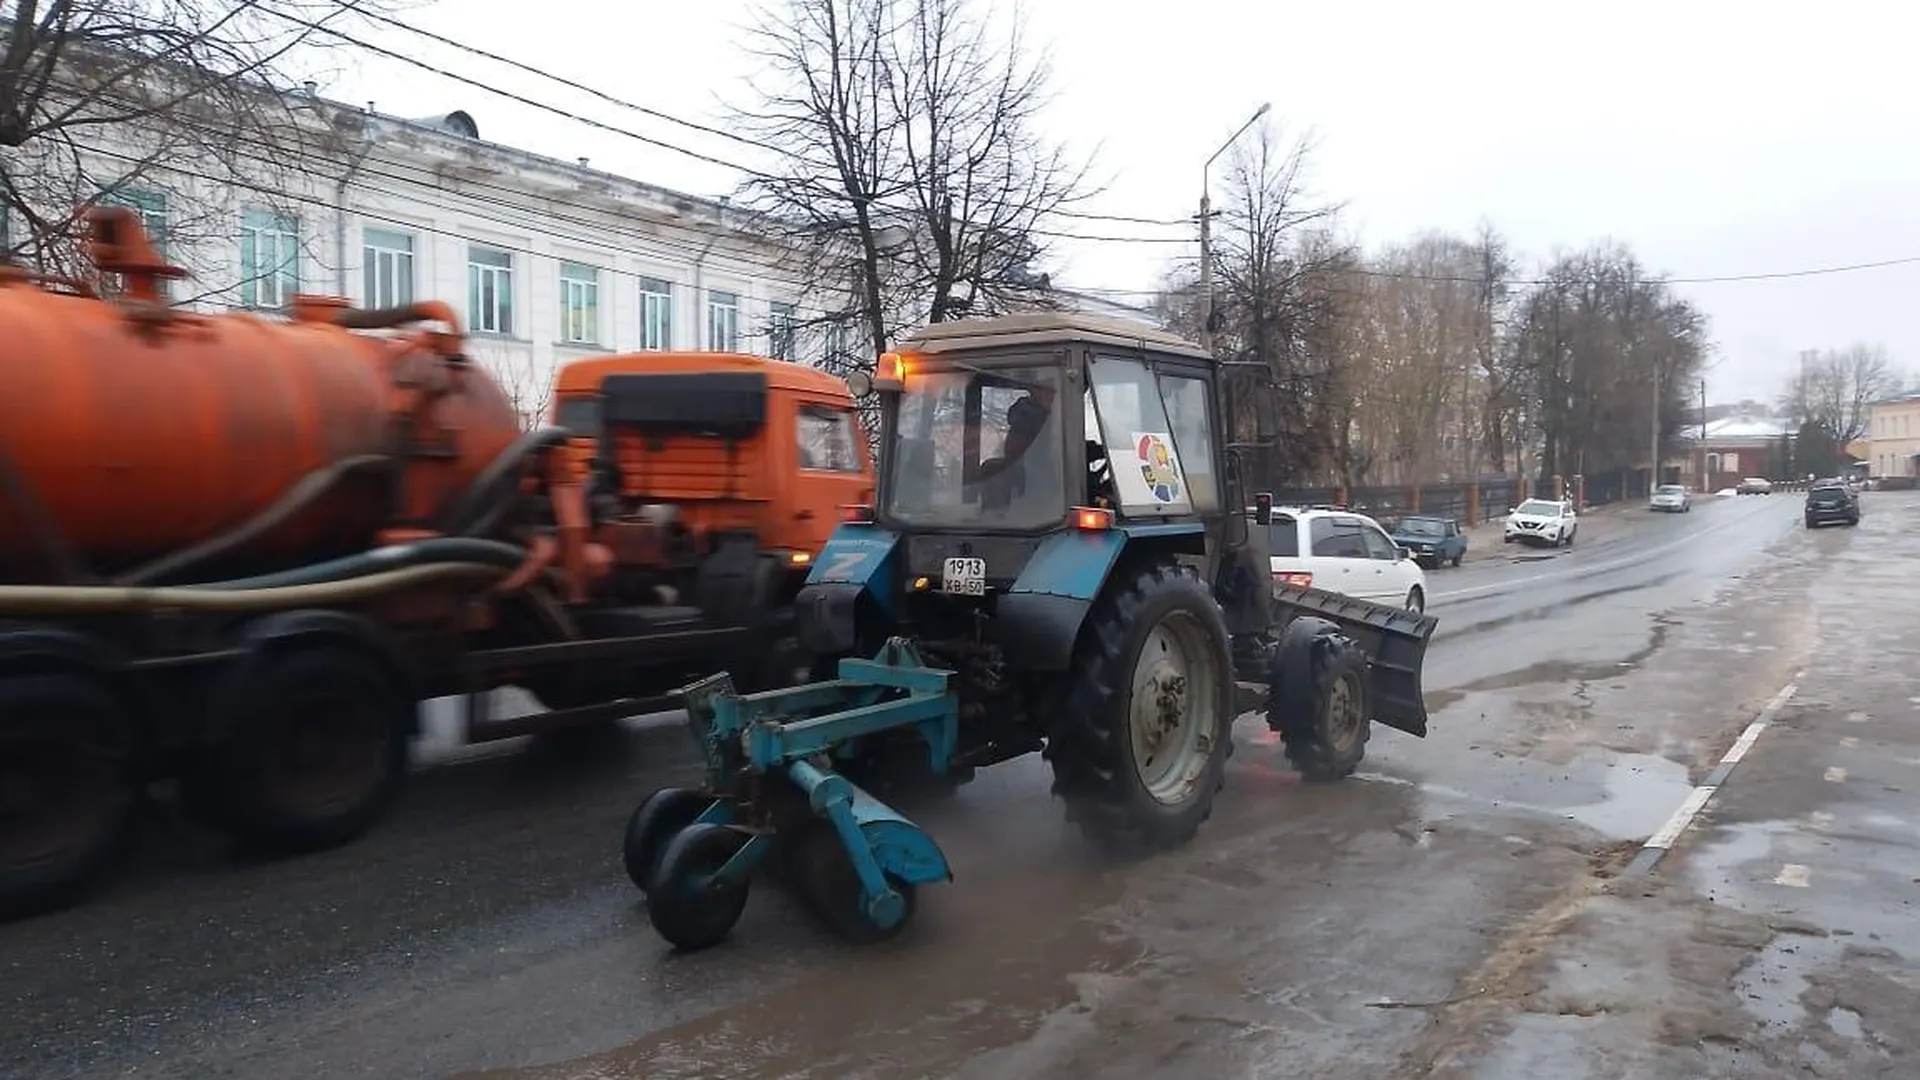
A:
768,300,796,361
639,277,673,351
825,321,852,365
559,260,600,345
363,228,414,309
101,188,169,255
97,189,172,298
467,246,514,335
707,289,739,351
240,208,299,310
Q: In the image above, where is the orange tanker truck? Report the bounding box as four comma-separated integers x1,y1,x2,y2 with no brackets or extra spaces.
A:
0,207,872,920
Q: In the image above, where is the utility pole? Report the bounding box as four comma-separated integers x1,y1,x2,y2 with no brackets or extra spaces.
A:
1199,103,1270,355
1650,357,1662,491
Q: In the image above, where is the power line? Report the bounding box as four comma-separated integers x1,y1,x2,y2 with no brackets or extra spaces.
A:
275,6,1191,245
67,85,870,293
342,6,1194,230
1065,253,1920,296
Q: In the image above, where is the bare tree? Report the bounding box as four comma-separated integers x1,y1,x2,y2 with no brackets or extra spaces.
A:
1502,244,1710,490
1182,122,1350,486
1779,343,1902,445
0,1,378,284
731,0,1087,379
482,351,553,432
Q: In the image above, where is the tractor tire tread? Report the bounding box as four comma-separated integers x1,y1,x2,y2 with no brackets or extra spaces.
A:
1271,629,1372,782
1043,560,1232,854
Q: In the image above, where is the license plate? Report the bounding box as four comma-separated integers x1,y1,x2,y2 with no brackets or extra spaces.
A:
941,556,987,596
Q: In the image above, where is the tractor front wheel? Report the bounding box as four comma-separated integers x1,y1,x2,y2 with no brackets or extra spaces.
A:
1269,619,1372,781
1045,561,1233,853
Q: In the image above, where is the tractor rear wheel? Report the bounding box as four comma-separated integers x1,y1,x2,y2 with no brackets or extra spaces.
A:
1045,561,1232,853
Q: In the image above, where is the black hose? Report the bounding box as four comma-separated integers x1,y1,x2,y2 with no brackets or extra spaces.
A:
116,454,391,586
188,537,528,592
437,425,574,538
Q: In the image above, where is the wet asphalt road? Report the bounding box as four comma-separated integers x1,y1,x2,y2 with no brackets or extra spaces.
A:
6,491,1915,1079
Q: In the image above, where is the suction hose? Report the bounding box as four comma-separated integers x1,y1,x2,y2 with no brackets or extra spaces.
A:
0,562,511,615
0,537,533,615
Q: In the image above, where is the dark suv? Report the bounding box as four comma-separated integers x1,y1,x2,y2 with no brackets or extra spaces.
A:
1804,479,1861,528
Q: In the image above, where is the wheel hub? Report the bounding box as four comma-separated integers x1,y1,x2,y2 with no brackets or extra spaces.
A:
1127,614,1219,805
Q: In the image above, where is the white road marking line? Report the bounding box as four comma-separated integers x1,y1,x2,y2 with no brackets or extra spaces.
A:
1847,710,1870,723
1724,722,1768,764
1809,811,1835,832
1645,786,1718,850
1840,736,1860,749
1825,766,1848,783
1625,681,1799,876
1774,863,1812,888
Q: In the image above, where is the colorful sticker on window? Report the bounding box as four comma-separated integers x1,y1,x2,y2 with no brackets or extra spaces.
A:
1133,432,1184,504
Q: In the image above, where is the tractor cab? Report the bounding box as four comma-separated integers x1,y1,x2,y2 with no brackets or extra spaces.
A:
807,313,1263,670
867,313,1223,537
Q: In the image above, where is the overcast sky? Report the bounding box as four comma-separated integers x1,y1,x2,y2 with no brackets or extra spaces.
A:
313,0,1920,405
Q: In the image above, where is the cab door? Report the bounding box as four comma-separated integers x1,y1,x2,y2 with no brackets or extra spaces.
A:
787,395,875,556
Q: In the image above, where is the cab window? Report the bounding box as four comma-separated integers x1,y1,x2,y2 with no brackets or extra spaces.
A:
1088,355,1193,516
554,394,602,438
797,404,863,472
1155,373,1220,512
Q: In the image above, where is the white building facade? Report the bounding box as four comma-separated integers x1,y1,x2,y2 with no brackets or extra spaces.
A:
46,95,819,419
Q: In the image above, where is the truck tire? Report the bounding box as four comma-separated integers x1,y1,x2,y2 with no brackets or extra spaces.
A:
0,675,139,921
1270,622,1371,781
1045,561,1232,853
185,646,411,854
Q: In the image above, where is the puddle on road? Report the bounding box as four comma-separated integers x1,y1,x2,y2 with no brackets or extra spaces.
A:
1559,752,1695,840
1360,745,1696,845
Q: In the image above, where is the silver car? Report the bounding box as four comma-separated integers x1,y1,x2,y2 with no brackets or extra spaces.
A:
1649,484,1692,513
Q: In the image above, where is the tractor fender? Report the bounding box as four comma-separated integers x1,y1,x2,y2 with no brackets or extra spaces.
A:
203,610,420,744
1272,615,1346,700
996,528,1130,672
796,524,902,655
998,524,1209,672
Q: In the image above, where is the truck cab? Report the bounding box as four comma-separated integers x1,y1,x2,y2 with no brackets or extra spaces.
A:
549,352,874,578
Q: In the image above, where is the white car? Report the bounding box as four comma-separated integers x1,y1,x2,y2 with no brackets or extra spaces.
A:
1503,498,1578,547
1259,506,1429,614
1649,484,1692,513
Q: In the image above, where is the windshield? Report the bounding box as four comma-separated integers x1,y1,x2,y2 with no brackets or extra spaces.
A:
1655,485,1685,495
1515,499,1561,516
882,363,1066,531
1397,518,1445,536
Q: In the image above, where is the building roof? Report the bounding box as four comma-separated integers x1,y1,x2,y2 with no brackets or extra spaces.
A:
1685,414,1794,442
1869,390,1920,409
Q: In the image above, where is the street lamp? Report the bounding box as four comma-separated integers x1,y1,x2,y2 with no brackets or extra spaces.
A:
1199,101,1270,354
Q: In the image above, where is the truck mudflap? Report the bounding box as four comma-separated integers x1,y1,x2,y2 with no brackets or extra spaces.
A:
1274,586,1436,737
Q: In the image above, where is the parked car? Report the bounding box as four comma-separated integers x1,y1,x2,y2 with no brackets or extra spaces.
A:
1260,505,1430,613
1649,484,1692,513
1736,476,1773,495
1804,479,1861,528
1387,514,1468,568
1503,498,1578,547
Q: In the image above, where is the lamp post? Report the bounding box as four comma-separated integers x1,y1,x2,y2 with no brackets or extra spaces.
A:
1198,102,1270,355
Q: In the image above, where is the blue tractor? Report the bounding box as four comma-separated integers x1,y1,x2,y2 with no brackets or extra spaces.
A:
622,313,1435,950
